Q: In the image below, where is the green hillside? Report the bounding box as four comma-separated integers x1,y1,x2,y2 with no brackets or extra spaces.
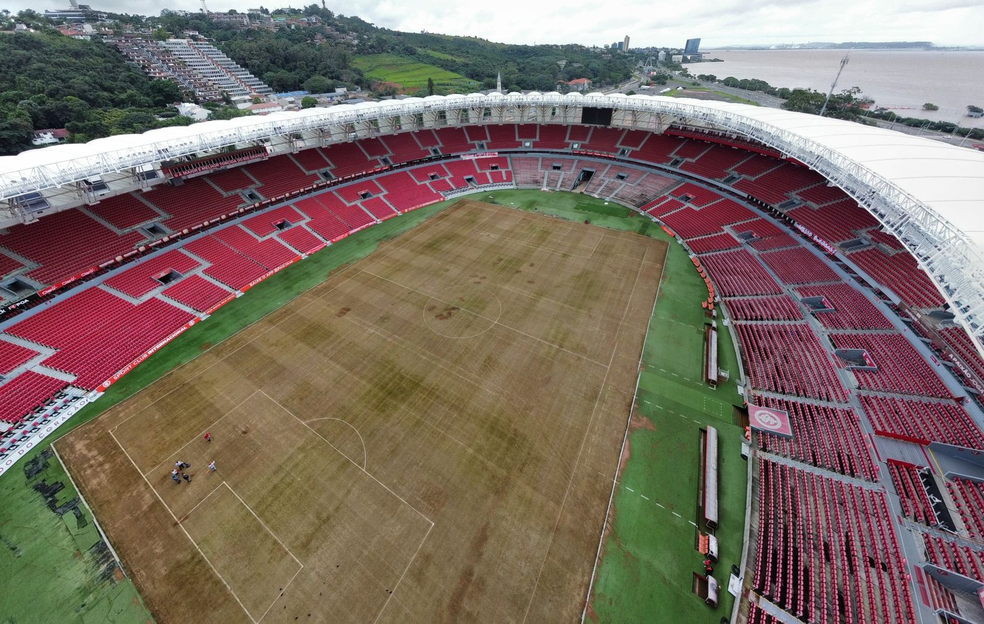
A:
351,54,477,93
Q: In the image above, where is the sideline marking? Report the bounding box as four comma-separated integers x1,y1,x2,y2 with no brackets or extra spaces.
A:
524,243,651,624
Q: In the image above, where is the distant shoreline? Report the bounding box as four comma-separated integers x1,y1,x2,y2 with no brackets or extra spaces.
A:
705,47,984,52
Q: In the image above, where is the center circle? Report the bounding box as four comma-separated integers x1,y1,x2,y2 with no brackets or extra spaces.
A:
422,287,501,339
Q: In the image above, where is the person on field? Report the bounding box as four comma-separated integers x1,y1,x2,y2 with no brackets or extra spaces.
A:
171,469,180,484
182,473,192,483
208,461,216,473
176,460,190,470
203,432,212,444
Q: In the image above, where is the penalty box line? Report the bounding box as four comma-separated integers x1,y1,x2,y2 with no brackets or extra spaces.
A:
137,389,262,479
109,429,259,624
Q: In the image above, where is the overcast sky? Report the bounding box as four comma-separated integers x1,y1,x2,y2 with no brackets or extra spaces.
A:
3,0,982,47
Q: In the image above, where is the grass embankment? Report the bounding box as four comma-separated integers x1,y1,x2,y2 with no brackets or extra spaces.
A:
351,54,476,92
479,190,747,623
0,199,454,624
664,83,761,106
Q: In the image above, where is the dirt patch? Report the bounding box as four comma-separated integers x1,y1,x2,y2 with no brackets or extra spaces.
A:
434,305,460,321
336,307,351,317
629,410,657,432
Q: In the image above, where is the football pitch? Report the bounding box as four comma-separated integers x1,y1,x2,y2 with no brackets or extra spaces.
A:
57,200,667,623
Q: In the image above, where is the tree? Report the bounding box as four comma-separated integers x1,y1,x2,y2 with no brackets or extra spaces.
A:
427,77,435,95
302,75,333,94
300,95,317,108
922,103,939,111
968,105,983,114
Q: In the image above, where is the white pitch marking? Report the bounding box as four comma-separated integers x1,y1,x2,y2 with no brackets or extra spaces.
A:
672,512,682,518
655,502,665,509
109,432,256,624
625,487,634,493
641,495,649,501
689,521,697,527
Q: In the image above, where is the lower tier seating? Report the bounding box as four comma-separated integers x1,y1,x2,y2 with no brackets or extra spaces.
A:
0,371,68,423
922,534,984,583
701,250,784,297
737,324,847,402
725,296,804,322
753,459,915,623
162,275,232,313
755,397,876,480
946,476,984,541
886,460,938,526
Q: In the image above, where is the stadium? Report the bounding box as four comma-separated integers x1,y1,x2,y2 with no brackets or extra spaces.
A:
1,92,984,624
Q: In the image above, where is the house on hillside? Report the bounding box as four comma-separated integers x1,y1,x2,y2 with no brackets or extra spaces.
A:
567,78,592,92
32,128,70,146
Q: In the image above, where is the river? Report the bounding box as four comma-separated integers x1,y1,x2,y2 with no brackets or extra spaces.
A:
683,49,984,128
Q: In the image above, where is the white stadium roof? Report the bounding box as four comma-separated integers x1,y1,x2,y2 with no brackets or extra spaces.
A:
1,92,983,350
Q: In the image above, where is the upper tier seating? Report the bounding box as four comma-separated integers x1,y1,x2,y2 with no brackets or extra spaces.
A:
434,127,474,154
321,142,381,177
144,177,243,232
244,155,319,198
0,209,143,286
87,193,161,230
758,247,840,285
795,284,894,330
679,144,751,179
786,200,879,244
831,333,952,398
939,326,984,383
736,324,847,402
858,394,984,448
922,535,984,583
734,162,823,205
847,247,945,309
208,167,258,193
796,182,848,206
291,148,331,172
383,133,430,164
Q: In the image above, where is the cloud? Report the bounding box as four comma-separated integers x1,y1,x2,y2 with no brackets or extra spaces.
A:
1,0,982,46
